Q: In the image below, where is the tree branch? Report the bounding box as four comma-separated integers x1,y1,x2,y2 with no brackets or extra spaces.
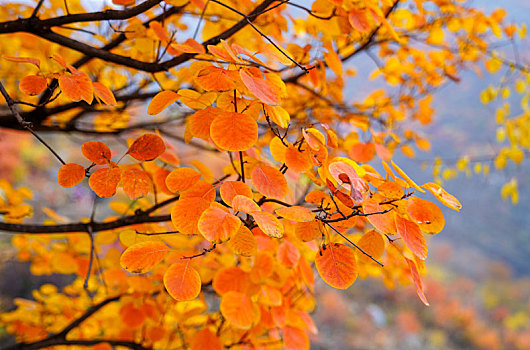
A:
0,0,164,33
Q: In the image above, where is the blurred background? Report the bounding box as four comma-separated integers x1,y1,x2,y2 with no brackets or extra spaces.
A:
1,0,529,349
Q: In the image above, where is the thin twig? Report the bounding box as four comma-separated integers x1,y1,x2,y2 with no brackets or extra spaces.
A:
210,0,309,72
324,222,384,267
0,80,66,165
193,0,210,39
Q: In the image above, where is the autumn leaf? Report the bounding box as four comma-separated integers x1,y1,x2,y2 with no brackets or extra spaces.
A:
391,160,425,193
356,230,385,263
395,216,428,260
231,194,260,213
165,167,201,193
188,106,222,141
127,134,166,161
92,82,117,106
240,67,280,105
251,211,284,238
171,198,210,235
229,225,257,257
19,75,47,96
212,266,251,295
251,165,288,199
210,112,258,151
277,240,301,267
58,73,93,104
89,165,121,198
220,291,260,329
422,182,462,211
315,243,358,289
57,163,85,188
407,197,445,234
82,141,111,165
406,257,430,306
197,204,241,243
122,168,152,199
3,55,40,68
194,66,238,91
178,89,217,110
120,241,169,273
147,90,180,115
164,261,202,301
191,328,223,350
220,181,253,206
362,198,396,234
275,206,315,222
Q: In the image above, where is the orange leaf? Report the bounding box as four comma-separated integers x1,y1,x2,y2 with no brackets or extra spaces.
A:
275,206,315,222
263,104,290,128
232,194,260,213
165,167,201,192
3,55,40,68
212,266,251,295
251,165,288,199
220,181,253,206
356,230,385,263
240,67,280,105
362,198,396,234
164,261,202,301
122,168,152,199
171,197,211,235
19,75,47,96
229,225,257,257
277,240,300,267
295,219,323,242
149,21,168,42
82,141,111,165
422,182,462,211
251,211,284,238
188,106,222,140
285,145,313,173
180,180,216,201
283,326,310,350
58,73,93,103
349,9,371,32
191,328,223,350
120,241,169,273
407,197,445,234
178,89,217,110
89,166,121,198
210,112,258,151
198,204,241,243
92,82,117,106
127,134,166,161
194,66,237,91
170,38,206,54
57,163,85,188
395,216,428,260
391,160,425,193
349,142,376,163
315,243,357,289
250,252,274,283
405,257,429,306
220,291,259,329
147,90,180,115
